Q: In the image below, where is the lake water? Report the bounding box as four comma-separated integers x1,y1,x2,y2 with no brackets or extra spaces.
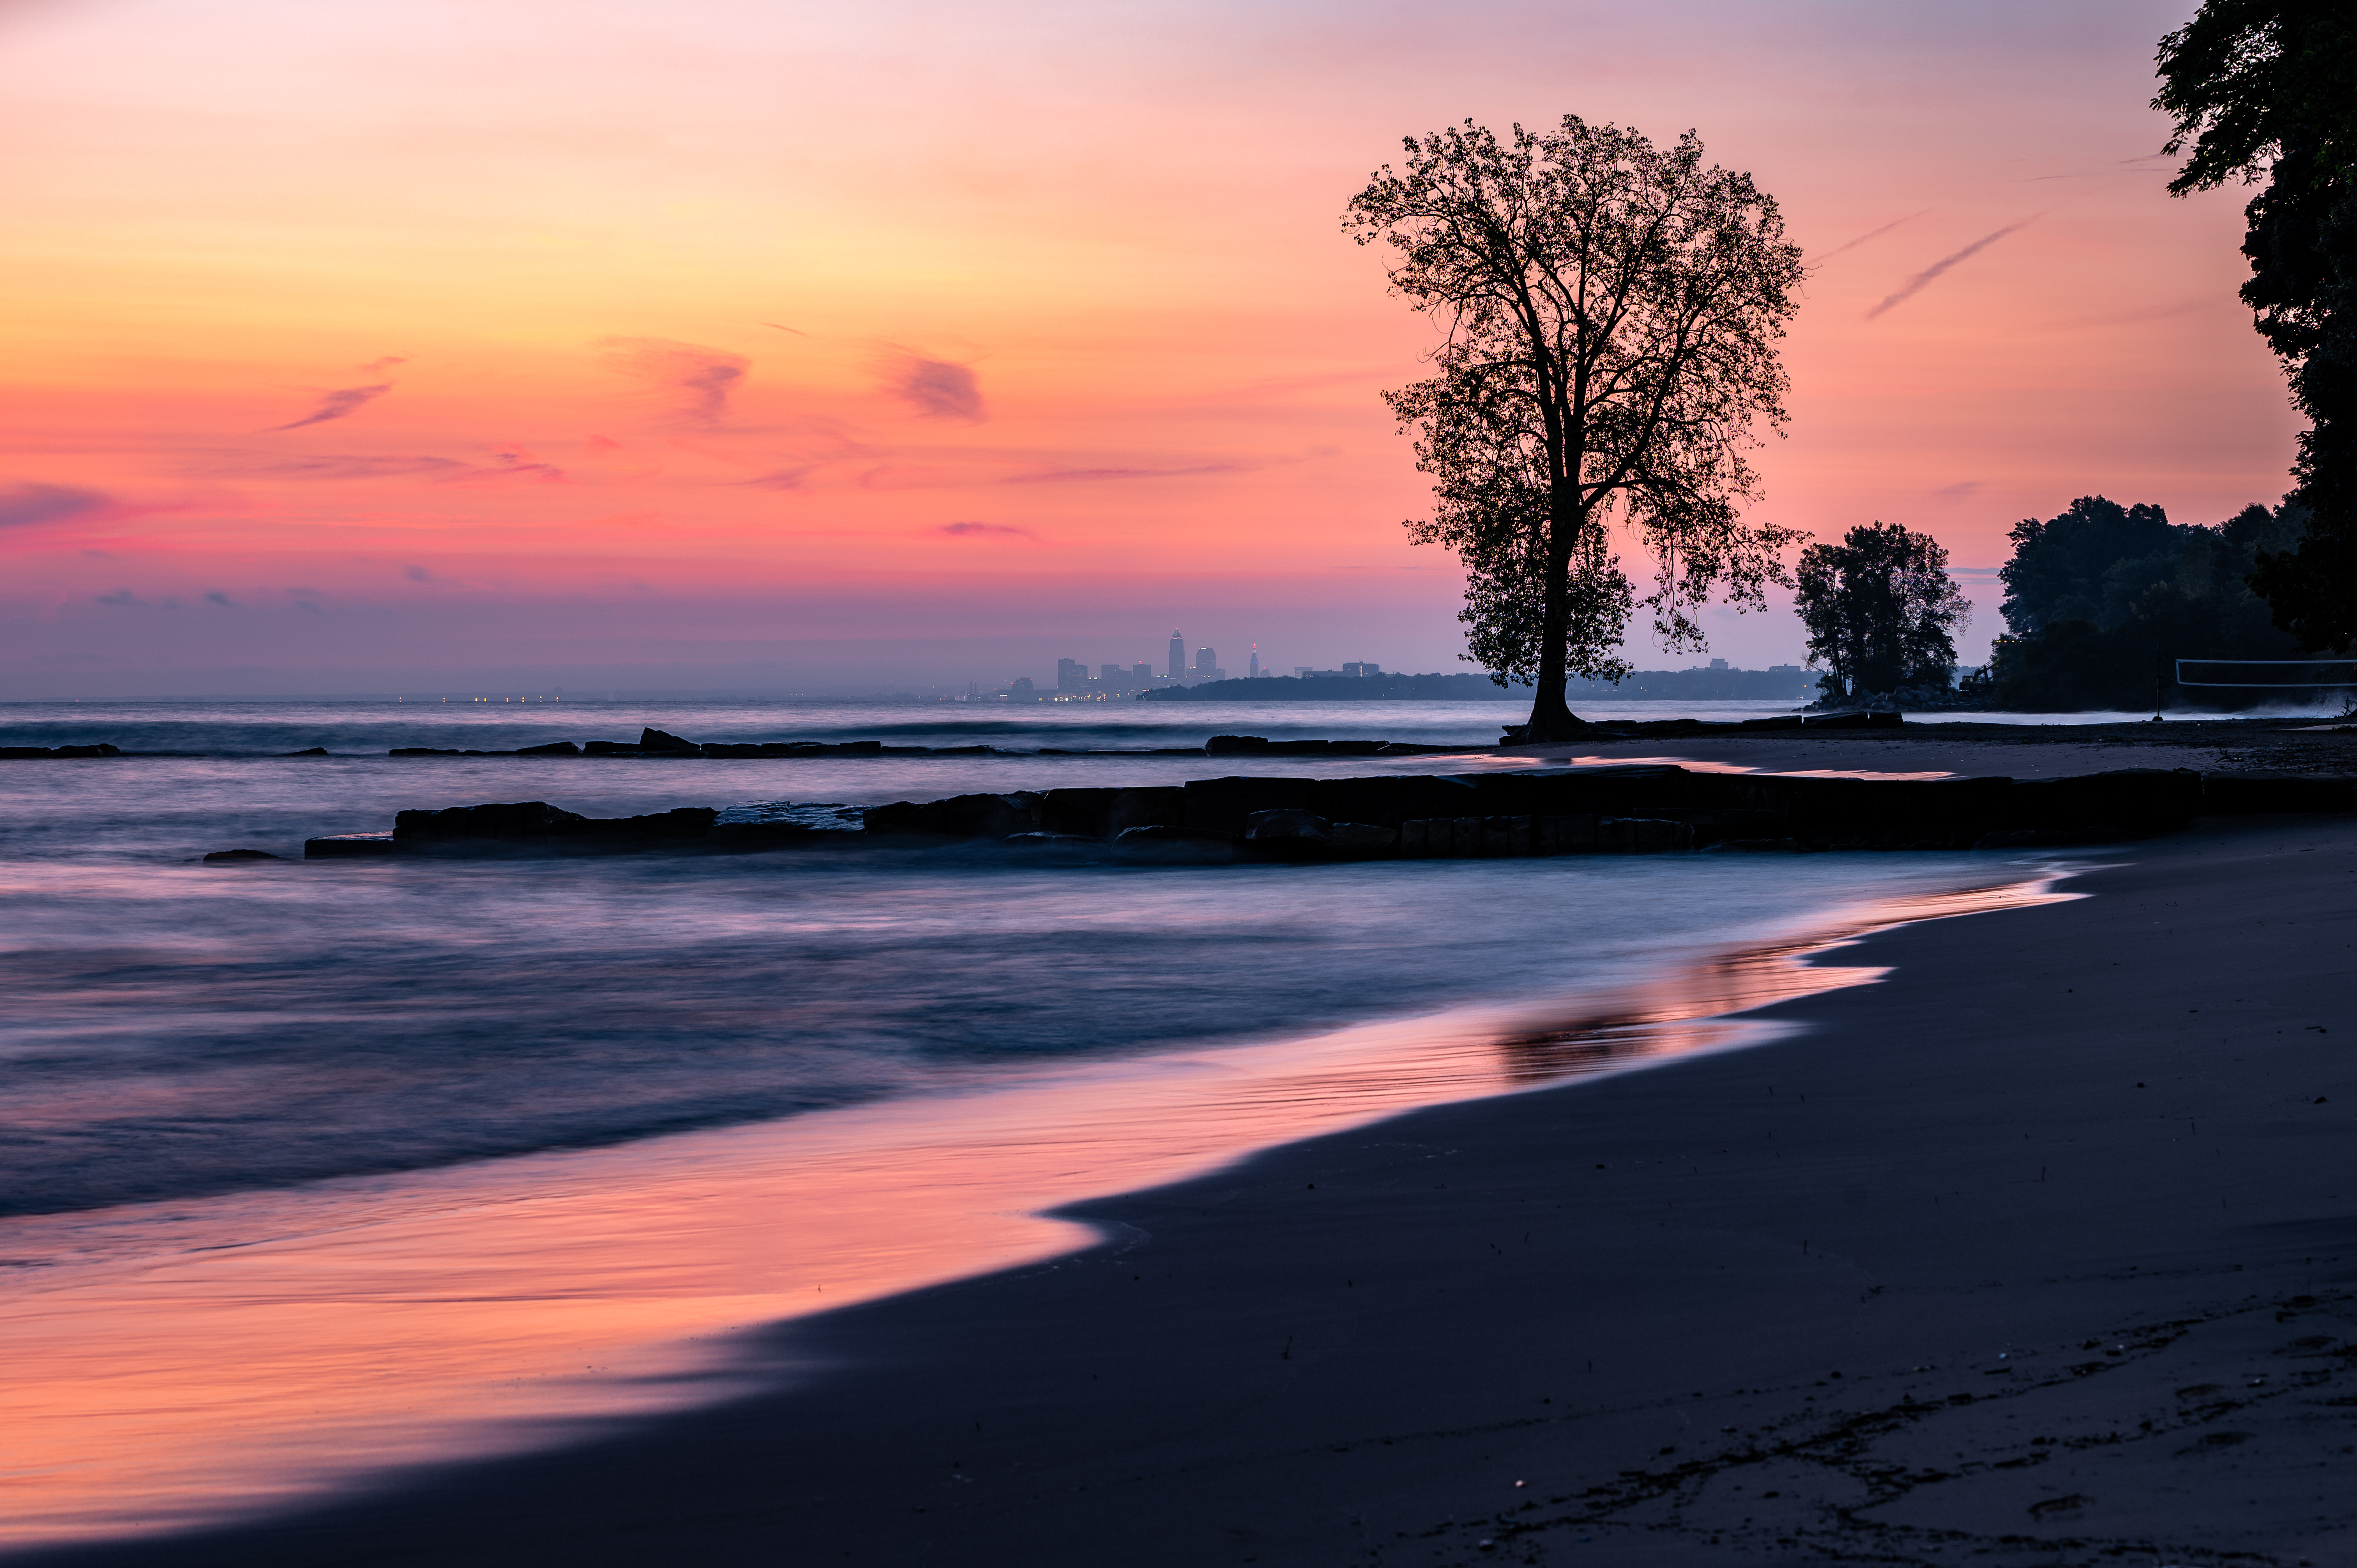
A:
0,698,2080,1546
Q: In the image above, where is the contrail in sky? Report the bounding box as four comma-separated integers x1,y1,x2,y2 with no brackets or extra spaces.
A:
268,383,392,431
1866,215,2042,320
1815,209,1929,263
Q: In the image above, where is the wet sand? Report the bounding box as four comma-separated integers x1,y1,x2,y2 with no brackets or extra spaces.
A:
23,816,2357,1568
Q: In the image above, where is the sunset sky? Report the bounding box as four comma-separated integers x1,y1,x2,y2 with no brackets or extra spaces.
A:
0,0,2300,696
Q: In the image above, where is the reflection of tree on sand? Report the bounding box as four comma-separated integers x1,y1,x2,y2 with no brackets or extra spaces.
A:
1492,874,2080,1086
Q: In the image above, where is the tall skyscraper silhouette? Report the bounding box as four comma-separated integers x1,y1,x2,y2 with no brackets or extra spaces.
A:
1168,630,1185,680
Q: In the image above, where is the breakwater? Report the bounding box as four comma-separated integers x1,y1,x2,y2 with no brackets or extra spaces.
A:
289,762,2317,862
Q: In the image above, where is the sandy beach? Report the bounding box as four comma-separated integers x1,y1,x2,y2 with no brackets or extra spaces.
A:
20,808,2349,1568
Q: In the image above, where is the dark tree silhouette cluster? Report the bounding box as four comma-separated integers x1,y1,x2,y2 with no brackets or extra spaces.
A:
1793,524,1969,702
1346,117,1805,740
2157,1,2357,650
1974,495,2309,711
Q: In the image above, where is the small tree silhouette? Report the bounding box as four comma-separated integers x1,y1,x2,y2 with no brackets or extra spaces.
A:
1795,524,1971,701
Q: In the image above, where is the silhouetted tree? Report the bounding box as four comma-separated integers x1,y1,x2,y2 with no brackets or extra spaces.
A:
1793,524,1969,700
1998,496,2185,635
1346,117,1806,740
2157,2,2357,649
1979,497,2308,710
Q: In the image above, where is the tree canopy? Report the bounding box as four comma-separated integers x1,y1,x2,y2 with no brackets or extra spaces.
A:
1345,117,1805,740
1793,524,1969,701
2156,1,2357,650
1974,496,2308,710
1998,496,2184,636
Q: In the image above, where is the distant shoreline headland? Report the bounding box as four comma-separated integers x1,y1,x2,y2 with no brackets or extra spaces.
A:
1136,668,1821,702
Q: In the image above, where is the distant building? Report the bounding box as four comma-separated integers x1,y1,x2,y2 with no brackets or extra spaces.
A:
1009,676,1035,696
1709,658,1728,669
1342,661,1381,678
1248,646,1261,680
1194,645,1226,683
1133,662,1153,686
1168,631,1186,681
1056,657,1089,693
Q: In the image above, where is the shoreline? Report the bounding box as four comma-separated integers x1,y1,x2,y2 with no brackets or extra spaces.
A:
16,817,2356,1564
0,856,2044,1552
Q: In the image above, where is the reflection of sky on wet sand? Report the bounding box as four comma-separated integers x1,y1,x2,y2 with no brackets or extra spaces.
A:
0,871,2075,1550
1448,752,1958,780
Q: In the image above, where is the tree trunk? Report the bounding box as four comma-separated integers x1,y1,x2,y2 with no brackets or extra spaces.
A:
1520,505,1589,742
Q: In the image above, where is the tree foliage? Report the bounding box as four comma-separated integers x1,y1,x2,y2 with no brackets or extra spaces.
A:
1998,496,2183,636
1793,524,1969,700
1975,497,2308,710
1345,117,1806,739
2156,2,2357,649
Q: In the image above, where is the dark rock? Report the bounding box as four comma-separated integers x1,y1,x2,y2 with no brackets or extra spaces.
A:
1036,785,1187,836
1537,813,1601,854
1182,776,1316,835
707,821,827,852
1308,773,1480,828
1327,822,1399,854
1973,826,2143,849
1736,713,1808,730
1109,786,1187,833
863,792,1041,839
1999,768,2201,833
1112,825,1236,863
304,832,397,858
396,801,590,842
278,747,330,756
1599,817,1696,853
1244,808,1333,845
581,741,643,756
639,727,700,752
590,807,721,841
516,740,581,756
1206,735,1273,754
2200,772,2357,813
1037,788,1118,836
1005,832,1103,851
394,802,720,851
1629,807,1786,844
1705,838,1816,853
202,849,283,863
0,743,122,758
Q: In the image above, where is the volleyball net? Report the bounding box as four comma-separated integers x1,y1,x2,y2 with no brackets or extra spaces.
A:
2174,658,2357,690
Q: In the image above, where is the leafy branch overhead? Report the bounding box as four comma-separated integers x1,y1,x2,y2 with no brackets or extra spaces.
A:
1345,116,1806,740
2156,1,2357,651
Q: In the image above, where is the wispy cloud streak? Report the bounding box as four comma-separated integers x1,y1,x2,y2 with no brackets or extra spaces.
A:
939,521,1034,539
890,357,984,420
268,384,392,431
1003,463,1244,485
1866,216,2041,320
594,338,750,426
1816,209,1930,263
0,481,112,528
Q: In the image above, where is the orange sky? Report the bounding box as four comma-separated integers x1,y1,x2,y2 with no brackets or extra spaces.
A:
0,0,2299,694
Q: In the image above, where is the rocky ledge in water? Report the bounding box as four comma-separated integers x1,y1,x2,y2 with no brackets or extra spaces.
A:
382,727,1468,760
0,743,122,759
291,761,2342,863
